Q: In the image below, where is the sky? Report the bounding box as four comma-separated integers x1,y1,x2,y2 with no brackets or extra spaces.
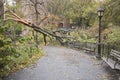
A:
6,0,16,6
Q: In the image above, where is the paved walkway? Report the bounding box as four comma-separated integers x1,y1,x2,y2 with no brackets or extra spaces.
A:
3,46,120,80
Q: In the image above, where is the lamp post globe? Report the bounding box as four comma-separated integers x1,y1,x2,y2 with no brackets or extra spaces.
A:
97,8,104,17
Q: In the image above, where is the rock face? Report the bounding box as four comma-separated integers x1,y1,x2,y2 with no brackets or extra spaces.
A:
0,0,4,20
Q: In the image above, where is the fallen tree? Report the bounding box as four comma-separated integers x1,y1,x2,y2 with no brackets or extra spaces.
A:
4,10,73,45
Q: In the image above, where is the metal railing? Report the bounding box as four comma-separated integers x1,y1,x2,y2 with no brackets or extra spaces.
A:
66,41,120,58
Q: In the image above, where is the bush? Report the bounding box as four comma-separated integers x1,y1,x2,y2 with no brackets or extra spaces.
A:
0,21,44,77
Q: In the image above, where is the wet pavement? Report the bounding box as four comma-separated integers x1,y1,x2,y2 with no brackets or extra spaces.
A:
3,46,120,80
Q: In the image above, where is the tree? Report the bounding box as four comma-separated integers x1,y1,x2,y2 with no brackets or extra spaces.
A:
0,0,4,20
103,0,120,26
64,0,96,28
23,0,48,47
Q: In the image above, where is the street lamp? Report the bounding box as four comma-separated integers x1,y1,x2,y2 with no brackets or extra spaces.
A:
96,8,104,58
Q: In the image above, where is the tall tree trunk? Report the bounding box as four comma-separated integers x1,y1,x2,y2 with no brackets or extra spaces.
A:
0,0,4,20
35,0,39,48
13,25,16,48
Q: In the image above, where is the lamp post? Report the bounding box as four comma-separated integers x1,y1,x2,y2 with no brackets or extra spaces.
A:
96,8,104,58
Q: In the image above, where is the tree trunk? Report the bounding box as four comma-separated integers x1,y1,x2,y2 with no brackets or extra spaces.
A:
0,0,4,20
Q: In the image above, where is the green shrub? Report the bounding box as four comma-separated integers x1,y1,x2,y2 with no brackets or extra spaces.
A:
0,21,44,77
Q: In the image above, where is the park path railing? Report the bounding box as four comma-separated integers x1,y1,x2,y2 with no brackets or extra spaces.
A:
101,43,120,57
66,41,120,58
67,41,97,54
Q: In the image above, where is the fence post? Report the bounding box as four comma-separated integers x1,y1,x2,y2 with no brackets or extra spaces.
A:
101,43,104,57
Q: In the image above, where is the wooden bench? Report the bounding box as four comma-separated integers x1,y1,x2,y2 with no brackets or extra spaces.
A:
83,43,96,54
102,49,120,70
